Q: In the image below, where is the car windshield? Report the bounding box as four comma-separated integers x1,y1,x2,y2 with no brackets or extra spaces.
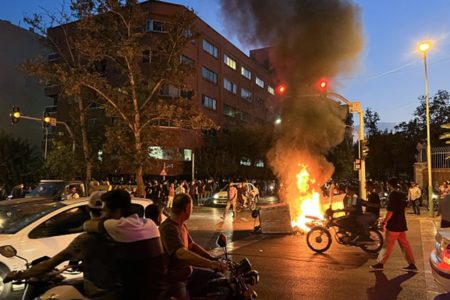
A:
0,202,65,234
26,182,65,198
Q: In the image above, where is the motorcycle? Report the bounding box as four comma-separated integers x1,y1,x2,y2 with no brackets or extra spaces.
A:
0,245,84,300
305,208,384,254
192,233,259,300
236,194,258,213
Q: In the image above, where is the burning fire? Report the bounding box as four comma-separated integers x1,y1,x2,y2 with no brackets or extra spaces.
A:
291,165,324,232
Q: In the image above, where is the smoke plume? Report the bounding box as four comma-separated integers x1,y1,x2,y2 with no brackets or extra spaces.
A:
220,0,364,212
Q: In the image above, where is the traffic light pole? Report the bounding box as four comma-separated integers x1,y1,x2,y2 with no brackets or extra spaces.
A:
12,114,75,154
327,92,367,200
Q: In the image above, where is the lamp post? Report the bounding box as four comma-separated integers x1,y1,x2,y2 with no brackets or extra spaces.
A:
418,41,434,217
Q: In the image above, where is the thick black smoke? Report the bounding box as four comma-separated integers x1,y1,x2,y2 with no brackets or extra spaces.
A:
220,0,364,208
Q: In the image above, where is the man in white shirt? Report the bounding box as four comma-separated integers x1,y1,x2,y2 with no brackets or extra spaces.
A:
408,181,421,215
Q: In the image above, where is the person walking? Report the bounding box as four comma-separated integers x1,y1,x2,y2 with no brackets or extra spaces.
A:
167,183,175,208
371,178,418,272
408,181,421,215
221,180,238,220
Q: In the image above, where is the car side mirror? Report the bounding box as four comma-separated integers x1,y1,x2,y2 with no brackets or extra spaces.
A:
0,245,17,258
217,233,227,248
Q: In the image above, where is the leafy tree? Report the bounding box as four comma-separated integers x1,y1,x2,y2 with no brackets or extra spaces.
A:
364,107,380,136
25,1,215,195
0,132,42,192
41,139,81,180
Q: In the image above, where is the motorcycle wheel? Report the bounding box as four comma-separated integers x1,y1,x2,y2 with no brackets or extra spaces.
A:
360,229,384,253
306,226,332,253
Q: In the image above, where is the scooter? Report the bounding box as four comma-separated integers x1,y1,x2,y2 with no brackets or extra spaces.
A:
0,245,85,300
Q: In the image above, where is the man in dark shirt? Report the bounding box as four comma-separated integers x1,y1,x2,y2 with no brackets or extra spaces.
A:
356,181,381,242
159,193,227,299
371,178,417,272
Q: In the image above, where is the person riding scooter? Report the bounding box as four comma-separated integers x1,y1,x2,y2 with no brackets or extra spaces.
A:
334,185,365,241
3,192,123,299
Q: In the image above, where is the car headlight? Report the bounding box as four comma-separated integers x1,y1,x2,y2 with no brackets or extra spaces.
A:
213,194,219,199
213,200,218,204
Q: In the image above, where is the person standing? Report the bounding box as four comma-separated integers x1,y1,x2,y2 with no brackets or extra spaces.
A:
167,183,175,208
408,181,421,215
221,180,238,220
371,178,417,272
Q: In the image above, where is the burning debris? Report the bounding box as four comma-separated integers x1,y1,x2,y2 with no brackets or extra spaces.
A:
220,0,364,230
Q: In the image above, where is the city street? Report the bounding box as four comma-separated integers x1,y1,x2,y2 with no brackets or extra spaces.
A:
187,201,449,300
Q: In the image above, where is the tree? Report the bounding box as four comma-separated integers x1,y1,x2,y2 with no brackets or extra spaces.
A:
25,1,215,195
364,107,380,137
0,132,42,192
41,139,81,180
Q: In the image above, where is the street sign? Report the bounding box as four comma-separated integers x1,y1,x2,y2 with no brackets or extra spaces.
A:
349,102,362,113
160,168,167,176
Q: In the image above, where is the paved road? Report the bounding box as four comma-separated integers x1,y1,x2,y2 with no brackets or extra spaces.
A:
187,205,448,300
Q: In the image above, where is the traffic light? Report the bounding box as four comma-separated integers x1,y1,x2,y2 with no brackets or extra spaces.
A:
276,83,287,96
10,106,21,124
360,140,369,159
43,112,51,128
316,78,328,96
441,123,450,145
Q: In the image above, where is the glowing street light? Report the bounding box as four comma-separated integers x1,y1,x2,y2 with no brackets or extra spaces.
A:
417,40,434,216
274,117,282,125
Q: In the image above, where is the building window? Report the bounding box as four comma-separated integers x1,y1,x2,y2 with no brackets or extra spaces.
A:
202,40,218,58
241,66,251,80
240,111,250,122
149,146,173,160
143,50,151,63
256,77,264,88
240,157,251,166
146,19,165,32
202,67,218,84
224,78,237,94
159,84,180,97
224,54,236,70
268,85,275,95
240,88,252,102
223,104,235,118
202,95,217,110
183,149,192,161
255,160,264,168
180,55,194,66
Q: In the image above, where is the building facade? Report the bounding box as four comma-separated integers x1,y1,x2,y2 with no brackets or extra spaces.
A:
46,1,280,178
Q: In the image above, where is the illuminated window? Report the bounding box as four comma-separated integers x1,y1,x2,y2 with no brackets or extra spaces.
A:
223,104,235,118
240,157,251,166
256,77,264,88
224,78,237,94
183,149,192,161
224,54,237,70
241,66,251,80
255,160,264,168
268,85,275,95
202,40,218,58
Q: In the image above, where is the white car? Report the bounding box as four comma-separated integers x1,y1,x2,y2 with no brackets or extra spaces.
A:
430,229,450,291
0,197,152,298
209,183,259,206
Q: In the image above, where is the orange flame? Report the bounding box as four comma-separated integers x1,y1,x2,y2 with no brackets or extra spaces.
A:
291,165,323,231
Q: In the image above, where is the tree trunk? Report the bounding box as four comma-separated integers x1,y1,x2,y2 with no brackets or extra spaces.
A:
77,97,92,192
134,130,145,197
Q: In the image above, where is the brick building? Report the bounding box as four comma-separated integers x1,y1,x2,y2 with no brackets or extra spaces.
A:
46,1,280,178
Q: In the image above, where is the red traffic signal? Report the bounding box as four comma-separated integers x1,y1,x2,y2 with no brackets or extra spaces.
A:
316,79,328,92
276,83,287,96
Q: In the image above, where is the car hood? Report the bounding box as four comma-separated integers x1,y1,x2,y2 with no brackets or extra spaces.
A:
0,197,56,206
0,234,17,246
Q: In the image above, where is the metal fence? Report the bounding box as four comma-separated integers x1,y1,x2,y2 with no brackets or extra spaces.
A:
420,146,450,168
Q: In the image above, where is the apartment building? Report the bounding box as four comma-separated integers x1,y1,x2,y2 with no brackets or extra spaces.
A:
46,0,280,177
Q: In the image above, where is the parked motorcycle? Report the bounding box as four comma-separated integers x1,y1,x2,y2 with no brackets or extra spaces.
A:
0,245,84,300
305,208,384,254
192,233,259,300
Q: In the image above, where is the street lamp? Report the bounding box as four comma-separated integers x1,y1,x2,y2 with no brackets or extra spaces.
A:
417,40,434,217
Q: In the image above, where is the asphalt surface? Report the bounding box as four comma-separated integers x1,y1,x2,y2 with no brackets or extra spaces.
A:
8,198,450,300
